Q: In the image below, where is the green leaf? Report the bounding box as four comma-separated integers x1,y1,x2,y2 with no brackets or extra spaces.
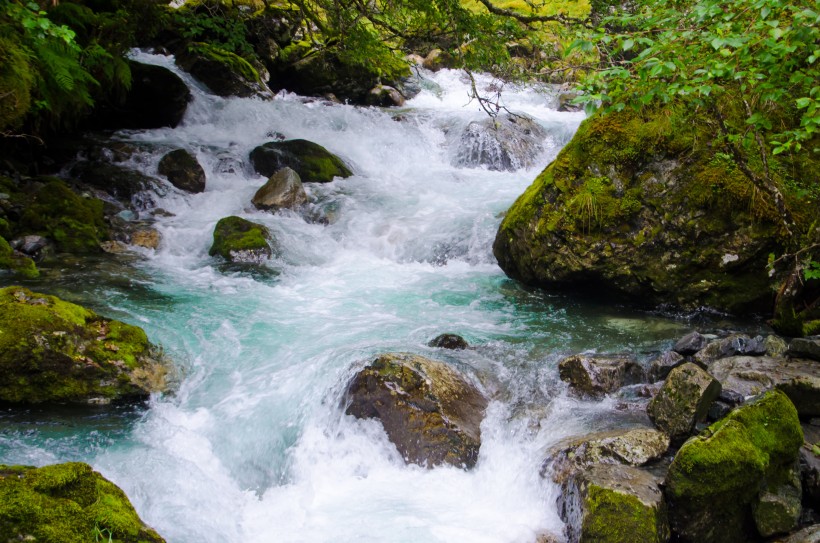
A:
622,38,634,51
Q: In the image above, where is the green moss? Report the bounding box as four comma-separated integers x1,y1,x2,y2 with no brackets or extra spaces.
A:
0,37,35,131
209,216,271,259
583,485,665,543
0,286,165,404
0,235,39,278
0,462,165,543
188,42,261,83
250,139,353,182
19,178,108,253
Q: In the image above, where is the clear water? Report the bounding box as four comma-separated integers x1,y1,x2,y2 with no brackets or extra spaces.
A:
0,55,709,542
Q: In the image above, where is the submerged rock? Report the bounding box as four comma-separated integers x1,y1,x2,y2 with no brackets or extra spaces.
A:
252,167,307,211
427,333,469,350
130,228,161,250
250,139,352,183
344,353,487,468
454,114,547,171
0,286,169,404
209,216,273,264
366,85,405,107
647,363,721,442
0,462,165,543
558,353,641,397
559,463,670,543
543,427,670,485
158,149,206,193
665,389,804,543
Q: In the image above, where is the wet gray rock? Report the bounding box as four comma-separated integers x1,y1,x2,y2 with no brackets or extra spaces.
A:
558,463,670,543
693,334,767,366
252,167,307,211
789,337,820,362
158,149,206,193
708,356,819,417
72,162,155,201
673,331,709,355
10,235,51,258
250,139,352,183
558,354,641,398
427,333,469,350
344,353,487,469
366,85,405,107
648,351,685,382
543,427,670,485
647,362,721,442
454,114,547,172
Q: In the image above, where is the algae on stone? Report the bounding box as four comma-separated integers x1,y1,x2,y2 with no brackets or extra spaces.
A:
0,286,169,404
250,139,353,183
0,235,38,278
209,216,273,263
0,462,165,543
664,389,804,543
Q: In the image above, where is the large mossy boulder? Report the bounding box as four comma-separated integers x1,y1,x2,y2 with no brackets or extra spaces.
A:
18,178,108,253
158,149,206,193
0,286,169,404
209,216,273,263
664,389,804,543
176,42,270,98
493,107,816,315
559,463,670,543
344,353,488,469
91,61,190,130
250,139,353,183
0,462,164,543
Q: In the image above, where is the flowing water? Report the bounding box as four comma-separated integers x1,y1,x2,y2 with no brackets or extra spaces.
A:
0,54,720,542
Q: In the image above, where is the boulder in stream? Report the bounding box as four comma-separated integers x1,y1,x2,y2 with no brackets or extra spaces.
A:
0,286,169,404
0,462,165,542
0,235,38,278
176,42,271,99
344,353,487,468
665,389,804,543
454,113,547,171
252,167,307,211
559,463,670,543
647,362,721,443
209,216,274,264
427,333,469,350
558,353,642,397
158,149,206,193
250,139,352,183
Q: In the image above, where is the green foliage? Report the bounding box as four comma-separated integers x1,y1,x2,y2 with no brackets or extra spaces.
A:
172,0,255,59
805,261,820,280
571,0,819,159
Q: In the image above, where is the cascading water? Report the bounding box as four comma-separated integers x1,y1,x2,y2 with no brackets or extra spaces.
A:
0,53,703,542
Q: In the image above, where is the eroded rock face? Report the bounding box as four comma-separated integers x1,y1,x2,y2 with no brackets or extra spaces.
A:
158,149,206,193
493,108,793,314
453,114,547,171
647,362,721,442
558,354,641,397
209,216,273,264
559,463,670,543
0,462,165,543
252,167,307,211
543,427,670,485
250,139,352,183
0,286,169,404
344,353,487,468
664,389,804,543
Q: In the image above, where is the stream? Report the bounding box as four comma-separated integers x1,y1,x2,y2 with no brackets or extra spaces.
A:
0,53,730,542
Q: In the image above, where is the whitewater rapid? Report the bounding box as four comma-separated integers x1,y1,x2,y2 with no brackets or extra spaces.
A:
0,53,696,542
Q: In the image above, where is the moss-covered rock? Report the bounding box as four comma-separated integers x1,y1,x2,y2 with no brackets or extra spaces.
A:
18,178,108,253
558,353,641,397
250,139,353,183
647,362,721,443
0,235,38,278
0,462,164,543
665,389,804,542
559,463,670,543
752,462,802,538
344,353,488,468
209,216,273,263
0,36,35,132
176,42,270,98
493,106,817,315
158,148,206,193
0,286,169,404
